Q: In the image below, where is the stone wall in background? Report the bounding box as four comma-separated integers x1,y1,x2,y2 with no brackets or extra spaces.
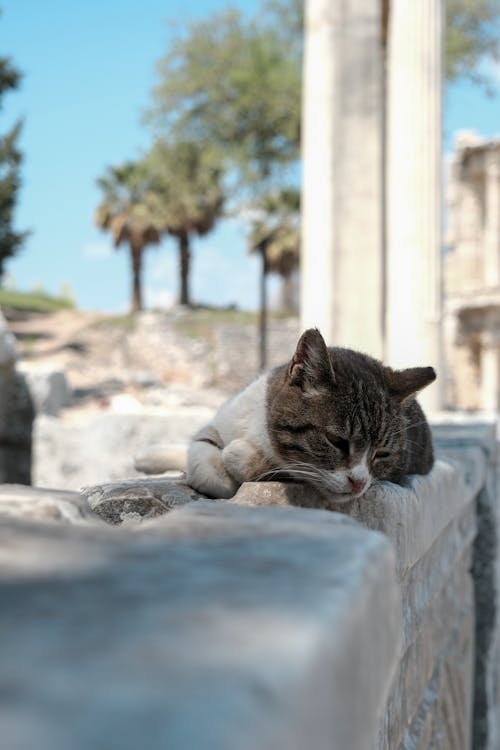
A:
124,311,300,391
0,310,33,483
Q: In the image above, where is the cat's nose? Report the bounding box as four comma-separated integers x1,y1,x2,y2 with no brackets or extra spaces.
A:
347,476,368,495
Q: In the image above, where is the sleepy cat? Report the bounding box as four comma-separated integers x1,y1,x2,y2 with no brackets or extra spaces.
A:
187,328,436,501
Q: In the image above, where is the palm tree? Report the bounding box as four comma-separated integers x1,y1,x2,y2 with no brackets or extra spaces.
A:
145,140,225,306
95,162,161,312
248,188,300,368
249,188,300,307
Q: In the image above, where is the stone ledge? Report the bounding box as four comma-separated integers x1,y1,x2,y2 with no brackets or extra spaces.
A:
0,501,400,750
232,457,471,577
0,483,97,524
81,476,199,525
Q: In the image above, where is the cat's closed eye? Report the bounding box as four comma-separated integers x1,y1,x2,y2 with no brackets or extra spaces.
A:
373,449,391,460
325,432,350,453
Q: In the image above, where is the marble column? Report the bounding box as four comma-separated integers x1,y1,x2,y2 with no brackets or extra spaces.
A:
480,335,500,412
385,0,443,412
300,0,384,358
484,148,500,288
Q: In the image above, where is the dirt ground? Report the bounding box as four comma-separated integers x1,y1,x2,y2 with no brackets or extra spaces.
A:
5,308,231,419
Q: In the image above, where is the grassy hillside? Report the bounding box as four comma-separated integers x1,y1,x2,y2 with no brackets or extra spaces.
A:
0,289,75,313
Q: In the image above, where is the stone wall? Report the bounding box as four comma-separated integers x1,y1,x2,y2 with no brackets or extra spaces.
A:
0,422,498,750
235,437,483,749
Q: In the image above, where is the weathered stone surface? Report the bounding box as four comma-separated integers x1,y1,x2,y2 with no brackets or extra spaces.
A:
433,422,499,749
18,361,70,416
0,313,33,484
376,548,474,749
400,505,476,644
82,477,203,524
0,501,400,750
0,370,34,484
33,409,212,490
0,419,490,750
233,447,480,750
0,483,97,523
234,457,473,577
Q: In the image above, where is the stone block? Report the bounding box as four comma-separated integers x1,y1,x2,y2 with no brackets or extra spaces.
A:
376,546,474,749
0,370,34,484
18,362,70,416
33,409,212,490
0,483,96,523
0,501,400,750
82,477,203,524
233,456,472,577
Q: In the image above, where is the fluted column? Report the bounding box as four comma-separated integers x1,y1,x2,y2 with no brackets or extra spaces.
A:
300,0,384,358
300,0,336,343
385,0,443,411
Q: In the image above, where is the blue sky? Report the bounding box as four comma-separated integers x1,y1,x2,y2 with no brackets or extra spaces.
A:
2,1,499,313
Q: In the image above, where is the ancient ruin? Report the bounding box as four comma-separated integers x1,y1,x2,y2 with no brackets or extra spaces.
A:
445,132,500,411
300,0,442,412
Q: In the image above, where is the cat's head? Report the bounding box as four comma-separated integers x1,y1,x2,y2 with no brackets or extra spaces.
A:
267,328,436,502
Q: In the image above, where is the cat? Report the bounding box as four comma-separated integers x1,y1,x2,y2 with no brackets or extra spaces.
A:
187,328,436,501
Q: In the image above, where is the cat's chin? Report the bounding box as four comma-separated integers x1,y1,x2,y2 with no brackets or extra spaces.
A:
329,492,358,504
316,485,372,504
312,488,356,505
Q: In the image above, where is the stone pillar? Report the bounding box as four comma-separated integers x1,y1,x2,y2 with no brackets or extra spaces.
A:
480,336,499,411
484,148,500,288
385,0,443,412
300,0,384,358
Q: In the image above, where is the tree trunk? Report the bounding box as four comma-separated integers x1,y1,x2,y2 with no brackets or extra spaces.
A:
179,231,191,306
280,271,298,313
259,244,268,371
130,244,143,312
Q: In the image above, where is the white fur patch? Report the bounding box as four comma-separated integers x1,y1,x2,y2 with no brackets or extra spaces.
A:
187,373,276,497
212,373,275,461
324,450,372,499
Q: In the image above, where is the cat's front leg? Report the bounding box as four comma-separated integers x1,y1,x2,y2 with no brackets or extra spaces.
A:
222,439,273,485
187,439,239,499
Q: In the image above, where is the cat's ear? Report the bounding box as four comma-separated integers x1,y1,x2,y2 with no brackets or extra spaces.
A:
288,328,335,391
386,366,436,403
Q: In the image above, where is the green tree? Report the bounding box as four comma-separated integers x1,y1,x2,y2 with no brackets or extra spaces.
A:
95,162,161,312
0,51,27,277
267,0,500,84
446,0,500,85
148,7,301,190
144,140,225,306
147,0,499,215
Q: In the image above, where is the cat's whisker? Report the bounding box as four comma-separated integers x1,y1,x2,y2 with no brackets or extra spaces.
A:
255,463,322,483
390,419,430,438
257,461,332,487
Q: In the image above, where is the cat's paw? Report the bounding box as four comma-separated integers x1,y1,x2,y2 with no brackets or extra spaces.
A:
222,439,260,484
187,441,239,499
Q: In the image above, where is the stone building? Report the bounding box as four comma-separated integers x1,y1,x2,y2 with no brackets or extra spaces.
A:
444,132,500,410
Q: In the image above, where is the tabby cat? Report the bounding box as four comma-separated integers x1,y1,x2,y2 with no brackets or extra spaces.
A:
187,328,436,501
